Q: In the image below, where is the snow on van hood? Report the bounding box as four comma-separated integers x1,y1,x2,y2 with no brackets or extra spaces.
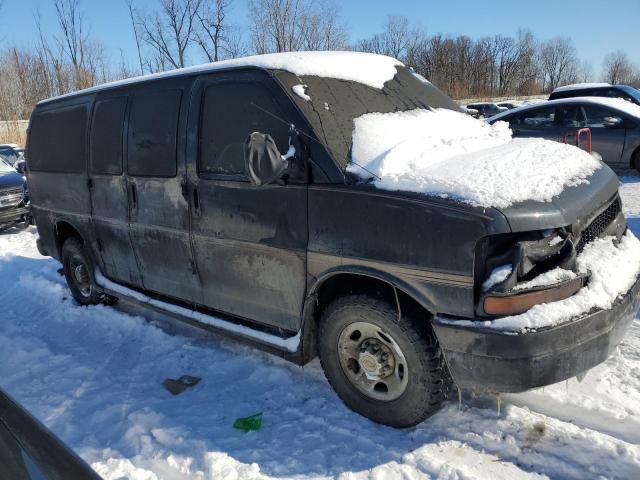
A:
349,108,602,209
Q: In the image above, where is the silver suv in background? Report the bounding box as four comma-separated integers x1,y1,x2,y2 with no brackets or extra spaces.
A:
489,96,640,171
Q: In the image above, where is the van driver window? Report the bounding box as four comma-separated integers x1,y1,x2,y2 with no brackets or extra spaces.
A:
199,82,291,177
127,89,181,177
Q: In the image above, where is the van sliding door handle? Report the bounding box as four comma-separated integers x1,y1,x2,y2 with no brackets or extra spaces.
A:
192,187,201,217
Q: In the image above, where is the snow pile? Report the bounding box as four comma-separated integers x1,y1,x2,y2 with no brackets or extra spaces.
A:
41,51,403,104
2,227,640,479
482,265,512,292
481,231,640,332
349,108,601,208
512,267,577,291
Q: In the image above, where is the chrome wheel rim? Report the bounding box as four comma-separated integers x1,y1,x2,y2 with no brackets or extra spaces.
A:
337,321,409,401
70,255,91,297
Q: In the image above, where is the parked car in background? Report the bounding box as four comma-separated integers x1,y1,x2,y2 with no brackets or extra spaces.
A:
462,106,480,118
0,157,29,228
0,143,23,164
0,388,101,479
496,101,522,110
549,83,640,105
489,97,640,171
465,102,506,117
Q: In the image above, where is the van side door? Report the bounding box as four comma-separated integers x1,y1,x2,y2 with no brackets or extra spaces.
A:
126,78,201,303
186,70,308,331
88,93,142,286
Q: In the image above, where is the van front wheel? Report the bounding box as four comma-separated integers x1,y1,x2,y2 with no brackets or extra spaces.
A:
61,238,102,306
318,294,452,428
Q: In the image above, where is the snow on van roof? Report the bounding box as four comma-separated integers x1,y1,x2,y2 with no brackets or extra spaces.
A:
552,82,610,93
38,51,403,105
490,96,640,122
349,108,601,209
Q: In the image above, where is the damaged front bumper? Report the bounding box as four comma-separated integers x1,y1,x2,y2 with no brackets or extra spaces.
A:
432,272,640,393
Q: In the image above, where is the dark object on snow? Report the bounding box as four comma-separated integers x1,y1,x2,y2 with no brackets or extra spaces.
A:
233,412,263,432
0,387,102,479
27,53,638,428
162,375,201,395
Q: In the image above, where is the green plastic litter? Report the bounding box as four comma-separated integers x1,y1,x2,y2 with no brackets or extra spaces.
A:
233,412,263,432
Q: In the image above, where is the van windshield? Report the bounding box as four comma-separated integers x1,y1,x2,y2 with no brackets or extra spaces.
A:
275,67,461,170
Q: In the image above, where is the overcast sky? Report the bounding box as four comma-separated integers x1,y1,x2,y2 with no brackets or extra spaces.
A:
1,0,638,77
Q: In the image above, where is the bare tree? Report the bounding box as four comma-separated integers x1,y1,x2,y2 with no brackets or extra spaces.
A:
248,0,345,53
53,0,109,89
577,59,593,83
298,1,348,50
603,50,636,84
248,0,301,53
194,0,230,62
356,16,423,61
135,0,202,70
54,0,89,87
538,37,577,91
126,0,145,74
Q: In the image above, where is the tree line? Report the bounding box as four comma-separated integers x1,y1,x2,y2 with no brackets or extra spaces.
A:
1,0,639,125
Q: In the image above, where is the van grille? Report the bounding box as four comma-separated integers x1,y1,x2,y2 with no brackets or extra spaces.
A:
575,196,621,253
0,187,23,208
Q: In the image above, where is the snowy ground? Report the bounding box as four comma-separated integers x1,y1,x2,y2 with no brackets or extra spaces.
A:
1,179,640,479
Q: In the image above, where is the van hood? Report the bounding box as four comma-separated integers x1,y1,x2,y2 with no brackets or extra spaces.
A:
348,108,603,210
496,164,619,232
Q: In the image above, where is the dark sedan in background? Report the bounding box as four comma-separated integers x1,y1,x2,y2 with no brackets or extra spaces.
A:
489,97,640,171
0,158,29,227
549,83,640,105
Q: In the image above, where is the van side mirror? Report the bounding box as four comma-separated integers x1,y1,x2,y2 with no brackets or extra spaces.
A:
244,132,290,186
603,116,623,128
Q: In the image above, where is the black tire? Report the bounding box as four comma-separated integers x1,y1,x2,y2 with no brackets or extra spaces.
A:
318,294,452,428
61,237,102,306
633,150,640,174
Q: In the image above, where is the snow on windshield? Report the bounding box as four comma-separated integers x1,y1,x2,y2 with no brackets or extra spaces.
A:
349,108,601,208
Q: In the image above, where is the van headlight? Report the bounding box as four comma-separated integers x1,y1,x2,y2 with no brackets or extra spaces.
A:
475,229,584,316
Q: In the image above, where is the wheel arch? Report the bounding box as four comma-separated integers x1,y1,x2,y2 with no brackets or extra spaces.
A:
54,219,85,258
299,268,438,363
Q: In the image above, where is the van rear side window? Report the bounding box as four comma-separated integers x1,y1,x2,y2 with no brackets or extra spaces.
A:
127,90,181,177
28,104,88,173
91,97,127,175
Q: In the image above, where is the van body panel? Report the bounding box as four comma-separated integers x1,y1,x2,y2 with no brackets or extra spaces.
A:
185,70,309,330
307,185,510,318
125,78,201,304
89,93,142,286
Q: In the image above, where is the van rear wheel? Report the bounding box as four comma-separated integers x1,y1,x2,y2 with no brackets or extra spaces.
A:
61,238,102,306
318,294,452,428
